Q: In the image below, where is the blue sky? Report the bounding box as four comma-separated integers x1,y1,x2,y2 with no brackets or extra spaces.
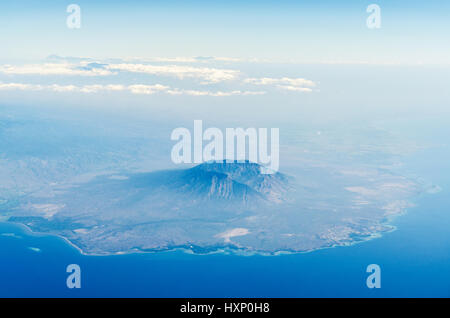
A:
1,0,449,64
1,0,449,126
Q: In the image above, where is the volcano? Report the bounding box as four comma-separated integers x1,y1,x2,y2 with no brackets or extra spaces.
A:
127,160,292,206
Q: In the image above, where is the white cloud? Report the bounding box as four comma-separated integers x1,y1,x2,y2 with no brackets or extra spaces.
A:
120,56,245,63
276,85,313,92
107,63,240,83
0,59,319,94
127,84,170,95
244,77,317,92
167,89,265,97
0,82,265,97
0,83,43,90
50,84,79,92
0,63,114,76
0,62,239,83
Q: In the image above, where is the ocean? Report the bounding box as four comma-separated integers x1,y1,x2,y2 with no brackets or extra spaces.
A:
1,141,449,298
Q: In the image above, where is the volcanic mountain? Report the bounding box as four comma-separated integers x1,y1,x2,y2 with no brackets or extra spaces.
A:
10,161,294,254
126,160,292,207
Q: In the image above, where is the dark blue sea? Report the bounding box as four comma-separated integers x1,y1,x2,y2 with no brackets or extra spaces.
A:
1,145,449,298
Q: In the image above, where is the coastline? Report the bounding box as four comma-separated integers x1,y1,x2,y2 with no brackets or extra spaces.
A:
2,180,449,298
0,206,414,258
1,171,435,257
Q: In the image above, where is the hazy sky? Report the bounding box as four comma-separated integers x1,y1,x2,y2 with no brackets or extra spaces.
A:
1,1,449,127
1,0,449,64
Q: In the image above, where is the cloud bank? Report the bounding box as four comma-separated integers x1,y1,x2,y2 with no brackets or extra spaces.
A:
244,77,317,92
0,82,266,97
0,57,318,96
